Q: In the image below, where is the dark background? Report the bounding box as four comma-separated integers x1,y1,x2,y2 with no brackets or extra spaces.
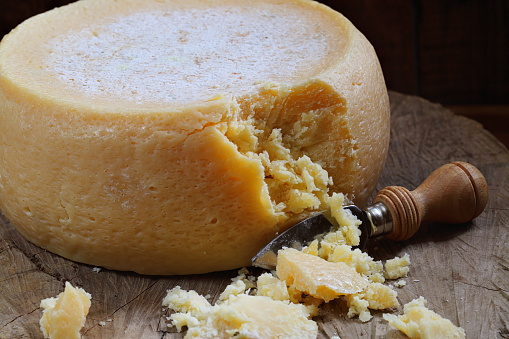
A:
1,0,508,145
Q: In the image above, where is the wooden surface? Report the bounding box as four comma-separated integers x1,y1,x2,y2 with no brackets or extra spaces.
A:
1,91,508,338
447,105,509,149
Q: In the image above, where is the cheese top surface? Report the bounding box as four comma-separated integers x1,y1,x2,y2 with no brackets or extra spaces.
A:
1,0,345,109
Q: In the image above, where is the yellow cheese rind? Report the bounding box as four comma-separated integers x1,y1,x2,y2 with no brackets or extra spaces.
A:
0,0,389,274
39,282,91,339
383,297,466,339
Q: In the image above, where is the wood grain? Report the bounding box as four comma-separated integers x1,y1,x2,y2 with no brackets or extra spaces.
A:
1,91,508,338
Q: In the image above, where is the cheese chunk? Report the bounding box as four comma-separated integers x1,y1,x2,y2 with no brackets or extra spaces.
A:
347,282,399,322
0,0,389,274
383,297,466,339
276,248,369,302
384,254,411,279
39,282,91,339
163,286,317,339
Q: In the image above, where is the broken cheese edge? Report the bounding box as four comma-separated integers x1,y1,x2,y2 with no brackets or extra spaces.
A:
40,282,91,339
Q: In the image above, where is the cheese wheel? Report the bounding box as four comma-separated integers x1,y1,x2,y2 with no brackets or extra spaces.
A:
0,0,390,274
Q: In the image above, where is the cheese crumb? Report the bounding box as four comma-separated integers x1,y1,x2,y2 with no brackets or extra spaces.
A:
384,254,411,279
394,279,407,288
383,297,466,339
329,193,361,246
39,282,91,339
347,296,372,322
347,283,399,322
256,272,290,301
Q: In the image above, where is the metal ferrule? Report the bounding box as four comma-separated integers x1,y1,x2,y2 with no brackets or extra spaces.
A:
366,202,393,237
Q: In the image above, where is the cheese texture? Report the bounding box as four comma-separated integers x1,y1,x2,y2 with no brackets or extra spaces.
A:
163,284,318,338
384,254,411,279
300,195,410,322
347,282,399,322
164,203,418,337
0,0,390,274
39,282,91,339
276,248,369,302
383,297,466,339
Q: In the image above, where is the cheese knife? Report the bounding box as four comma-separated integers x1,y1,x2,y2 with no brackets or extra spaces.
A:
252,161,488,270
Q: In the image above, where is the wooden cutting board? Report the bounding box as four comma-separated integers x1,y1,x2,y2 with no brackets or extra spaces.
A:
1,91,508,338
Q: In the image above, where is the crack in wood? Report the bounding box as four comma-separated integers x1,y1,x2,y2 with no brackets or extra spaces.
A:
83,280,160,335
23,251,67,283
0,245,9,255
454,279,508,294
111,280,159,315
0,307,39,329
1,237,70,285
1,222,69,284
0,268,42,283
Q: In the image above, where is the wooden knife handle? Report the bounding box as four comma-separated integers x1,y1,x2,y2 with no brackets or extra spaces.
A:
373,161,488,241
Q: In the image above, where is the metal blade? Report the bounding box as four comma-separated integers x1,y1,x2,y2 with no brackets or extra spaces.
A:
251,212,337,270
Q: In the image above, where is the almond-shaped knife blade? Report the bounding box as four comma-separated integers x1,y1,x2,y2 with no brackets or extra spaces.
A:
251,207,371,270
251,213,334,270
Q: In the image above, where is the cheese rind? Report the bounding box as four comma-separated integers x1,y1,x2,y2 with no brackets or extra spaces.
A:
0,0,390,274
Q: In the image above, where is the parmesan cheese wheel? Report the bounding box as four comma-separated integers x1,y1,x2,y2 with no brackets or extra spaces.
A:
0,0,390,274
